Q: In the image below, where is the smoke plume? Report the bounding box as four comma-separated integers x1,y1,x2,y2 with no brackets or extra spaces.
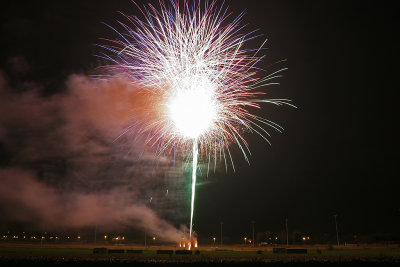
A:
0,71,187,242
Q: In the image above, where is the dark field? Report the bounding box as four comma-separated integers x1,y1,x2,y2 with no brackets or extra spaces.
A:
1,243,400,266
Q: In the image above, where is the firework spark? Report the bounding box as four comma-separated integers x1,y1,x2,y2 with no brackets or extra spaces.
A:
99,0,294,239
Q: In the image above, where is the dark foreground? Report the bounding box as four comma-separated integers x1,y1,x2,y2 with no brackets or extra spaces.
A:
1,244,399,266
1,257,400,267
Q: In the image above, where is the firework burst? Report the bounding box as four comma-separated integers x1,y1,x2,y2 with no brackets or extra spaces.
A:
99,0,294,239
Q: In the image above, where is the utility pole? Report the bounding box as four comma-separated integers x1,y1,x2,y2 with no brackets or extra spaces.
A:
285,218,289,247
334,214,339,246
251,221,255,247
220,222,223,246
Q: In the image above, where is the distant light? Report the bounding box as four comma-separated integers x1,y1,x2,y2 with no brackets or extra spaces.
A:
104,235,107,240
302,237,306,241
77,236,81,239
152,237,156,241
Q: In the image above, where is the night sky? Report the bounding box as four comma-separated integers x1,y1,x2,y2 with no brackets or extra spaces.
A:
0,0,399,243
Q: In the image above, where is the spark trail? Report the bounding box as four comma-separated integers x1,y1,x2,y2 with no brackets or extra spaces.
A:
99,0,295,241
190,139,198,237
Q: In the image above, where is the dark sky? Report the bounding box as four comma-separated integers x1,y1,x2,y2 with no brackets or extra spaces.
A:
0,0,399,243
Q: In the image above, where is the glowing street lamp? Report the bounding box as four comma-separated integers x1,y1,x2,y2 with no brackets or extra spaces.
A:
244,237,247,245
213,237,216,247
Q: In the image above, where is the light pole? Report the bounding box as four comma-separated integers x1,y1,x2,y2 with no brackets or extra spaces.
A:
220,222,223,246
144,196,152,247
244,237,247,245
285,218,289,247
251,221,255,247
334,214,339,246
40,228,44,248
94,225,97,244
213,237,216,247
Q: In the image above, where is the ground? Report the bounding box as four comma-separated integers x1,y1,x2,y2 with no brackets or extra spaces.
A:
1,242,399,266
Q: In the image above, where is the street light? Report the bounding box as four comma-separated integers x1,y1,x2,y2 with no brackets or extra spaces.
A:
285,218,289,247
244,237,247,245
220,222,223,246
94,225,97,244
251,221,255,247
213,237,216,247
333,214,339,246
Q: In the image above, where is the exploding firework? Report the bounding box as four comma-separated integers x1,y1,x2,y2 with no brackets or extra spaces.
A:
99,0,294,239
